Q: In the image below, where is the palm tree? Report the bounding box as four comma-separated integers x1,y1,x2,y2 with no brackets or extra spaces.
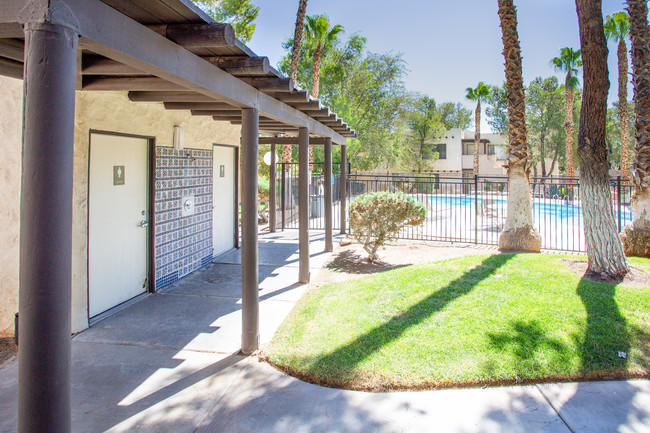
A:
575,0,628,279
305,14,344,99
465,82,490,175
496,0,541,253
604,11,632,181
621,0,650,258
289,0,309,83
286,0,309,164
551,47,582,178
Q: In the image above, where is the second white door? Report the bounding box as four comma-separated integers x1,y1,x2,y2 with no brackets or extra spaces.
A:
212,145,236,257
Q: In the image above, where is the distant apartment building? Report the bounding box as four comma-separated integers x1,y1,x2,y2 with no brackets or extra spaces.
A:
372,128,559,177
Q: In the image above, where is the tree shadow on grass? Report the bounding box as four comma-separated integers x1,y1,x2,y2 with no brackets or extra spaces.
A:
576,276,630,374
325,250,409,275
484,320,574,380
303,254,514,386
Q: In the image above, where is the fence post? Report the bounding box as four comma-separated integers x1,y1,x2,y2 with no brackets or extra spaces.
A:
617,175,622,232
281,162,286,231
474,174,478,244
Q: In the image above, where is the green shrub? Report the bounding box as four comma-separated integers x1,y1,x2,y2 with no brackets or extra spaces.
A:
349,192,427,261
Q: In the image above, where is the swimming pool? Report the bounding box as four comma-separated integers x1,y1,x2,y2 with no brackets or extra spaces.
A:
426,195,633,224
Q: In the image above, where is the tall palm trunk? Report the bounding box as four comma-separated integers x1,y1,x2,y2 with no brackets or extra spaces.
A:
564,74,576,178
282,144,292,163
311,43,323,99
618,37,631,181
575,0,628,278
308,43,323,163
474,101,480,174
497,0,541,252
289,0,309,83
621,0,650,257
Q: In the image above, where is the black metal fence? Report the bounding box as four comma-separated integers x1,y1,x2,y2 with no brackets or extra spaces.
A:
272,162,350,231
270,168,634,253
346,173,634,252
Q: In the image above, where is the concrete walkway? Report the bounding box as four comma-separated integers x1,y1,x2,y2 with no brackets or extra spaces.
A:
0,231,649,432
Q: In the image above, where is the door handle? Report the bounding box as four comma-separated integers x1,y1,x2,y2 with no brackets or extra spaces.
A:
139,220,149,228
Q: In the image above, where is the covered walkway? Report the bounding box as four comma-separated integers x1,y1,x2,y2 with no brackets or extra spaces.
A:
0,231,648,432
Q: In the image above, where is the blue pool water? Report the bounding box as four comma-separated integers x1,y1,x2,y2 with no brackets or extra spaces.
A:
427,195,633,223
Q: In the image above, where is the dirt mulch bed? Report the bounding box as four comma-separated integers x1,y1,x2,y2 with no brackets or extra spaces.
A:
566,260,650,287
0,337,17,368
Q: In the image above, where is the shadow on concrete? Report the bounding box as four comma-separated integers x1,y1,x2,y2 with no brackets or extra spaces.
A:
195,361,387,433
306,254,513,383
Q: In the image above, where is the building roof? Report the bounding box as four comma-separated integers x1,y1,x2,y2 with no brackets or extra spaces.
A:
0,0,356,141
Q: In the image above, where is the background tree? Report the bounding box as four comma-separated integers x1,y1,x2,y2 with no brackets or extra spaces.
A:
283,0,310,164
289,0,308,83
552,47,582,178
606,102,635,170
497,0,541,253
621,0,650,258
193,0,259,43
575,0,628,279
279,34,411,171
604,11,632,181
527,76,565,177
485,83,509,135
438,102,473,130
465,82,490,175
305,14,344,99
403,96,445,172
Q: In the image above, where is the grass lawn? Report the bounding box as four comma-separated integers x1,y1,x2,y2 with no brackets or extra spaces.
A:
265,253,650,391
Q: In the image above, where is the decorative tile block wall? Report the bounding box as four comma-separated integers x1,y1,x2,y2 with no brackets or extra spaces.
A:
154,147,213,289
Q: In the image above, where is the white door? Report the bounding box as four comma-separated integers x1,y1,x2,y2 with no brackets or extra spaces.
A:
212,145,236,257
88,133,149,318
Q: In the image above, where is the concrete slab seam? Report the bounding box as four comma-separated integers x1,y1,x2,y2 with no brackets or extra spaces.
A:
535,384,576,433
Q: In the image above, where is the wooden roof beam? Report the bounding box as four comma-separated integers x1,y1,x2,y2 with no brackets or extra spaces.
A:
204,56,270,76
147,23,237,49
276,91,310,103
83,76,184,91
0,57,23,79
128,91,218,103
164,102,235,110
0,38,23,62
240,77,294,93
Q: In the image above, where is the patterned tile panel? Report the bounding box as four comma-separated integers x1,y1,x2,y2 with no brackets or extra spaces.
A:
154,147,213,289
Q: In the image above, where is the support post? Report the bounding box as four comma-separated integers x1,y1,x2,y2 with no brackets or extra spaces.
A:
324,138,333,252
298,128,310,283
19,23,78,433
340,144,348,234
240,108,259,354
281,162,286,231
269,143,277,232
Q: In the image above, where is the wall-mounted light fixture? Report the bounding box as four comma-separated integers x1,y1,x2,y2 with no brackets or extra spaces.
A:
173,126,184,151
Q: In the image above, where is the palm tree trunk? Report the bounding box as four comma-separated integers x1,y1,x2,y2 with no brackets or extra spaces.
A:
621,0,650,258
618,38,631,181
282,144,292,163
564,74,576,178
311,44,322,99
474,101,480,175
309,43,323,163
289,0,309,83
576,0,628,279
497,0,541,252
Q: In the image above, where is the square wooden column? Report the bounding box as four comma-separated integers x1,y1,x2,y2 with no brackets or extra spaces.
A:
324,138,333,252
240,108,259,354
298,128,310,283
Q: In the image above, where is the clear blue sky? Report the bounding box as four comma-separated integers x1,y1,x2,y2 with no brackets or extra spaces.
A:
246,0,630,132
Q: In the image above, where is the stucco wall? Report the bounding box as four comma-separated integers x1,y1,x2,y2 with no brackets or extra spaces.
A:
0,76,22,336
71,91,240,332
